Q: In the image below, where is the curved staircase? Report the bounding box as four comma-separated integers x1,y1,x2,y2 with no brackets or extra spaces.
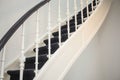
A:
6,1,98,80
0,0,113,80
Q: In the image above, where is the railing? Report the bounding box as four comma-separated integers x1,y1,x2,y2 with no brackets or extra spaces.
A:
0,0,50,80
34,0,113,79
0,0,100,80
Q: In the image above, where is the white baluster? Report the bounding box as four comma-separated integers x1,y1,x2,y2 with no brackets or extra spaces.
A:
96,0,98,6
48,2,51,59
86,0,89,18
67,0,70,38
58,0,62,46
35,10,40,76
80,0,84,23
20,24,25,80
91,0,94,11
74,0,78,30
0,47,6,80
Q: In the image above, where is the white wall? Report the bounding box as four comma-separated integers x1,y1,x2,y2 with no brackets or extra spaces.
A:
0,0,44,39
64,0,120,80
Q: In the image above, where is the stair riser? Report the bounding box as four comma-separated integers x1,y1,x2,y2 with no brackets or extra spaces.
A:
7,70,35,80
44,35,68,45
25,62,46,69
52,27,75,36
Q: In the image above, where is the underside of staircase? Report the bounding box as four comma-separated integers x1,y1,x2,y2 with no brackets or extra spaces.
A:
6,0,99,80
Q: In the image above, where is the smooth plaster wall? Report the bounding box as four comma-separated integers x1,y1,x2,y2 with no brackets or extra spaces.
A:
0,0,43,39
64,0,120,80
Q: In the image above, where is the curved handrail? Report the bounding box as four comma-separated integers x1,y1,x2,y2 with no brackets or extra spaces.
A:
0,0,50,51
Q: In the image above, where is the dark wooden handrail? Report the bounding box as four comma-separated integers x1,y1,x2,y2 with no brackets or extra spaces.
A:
0,0,50,51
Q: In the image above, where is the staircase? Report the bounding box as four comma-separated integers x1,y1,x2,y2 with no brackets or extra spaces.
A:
0,0,113,80
6,1,99,80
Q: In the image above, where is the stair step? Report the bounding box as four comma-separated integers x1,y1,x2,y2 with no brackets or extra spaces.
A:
73,3,95,20
61,14,82,30
61,24,75,30
52,26,75,36
68,18,82,25
25,61,47,69
85,3,93,12
25,54,48,69
93,0,98,6
73,11,88,20
25,54,48,63
44,33,68,45
33,43,59,55
7,69,35,80
61,25,68,30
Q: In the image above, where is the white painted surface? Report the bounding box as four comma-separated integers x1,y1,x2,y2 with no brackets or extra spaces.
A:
64,0,120,80
0,0,43,39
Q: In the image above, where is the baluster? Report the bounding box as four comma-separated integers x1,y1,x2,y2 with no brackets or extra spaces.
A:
80,0,84,23
20,24,25,80
35,10,40,76
0,47,6,80
48,2,51,59
91,0,94,12
58,0,62,46
86,0,89,18
96,0,98,6
74,0,78,30
67,0,70,38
